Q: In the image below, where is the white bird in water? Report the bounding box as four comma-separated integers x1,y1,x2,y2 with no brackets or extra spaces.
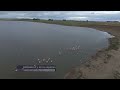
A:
43,59,45,61
48,58,50,60
73,47,75,50
34,65,36,67
59,51,61,55
46,60,49,63
39,61,41,63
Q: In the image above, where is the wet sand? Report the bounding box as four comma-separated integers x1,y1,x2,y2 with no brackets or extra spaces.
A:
64,25,120,79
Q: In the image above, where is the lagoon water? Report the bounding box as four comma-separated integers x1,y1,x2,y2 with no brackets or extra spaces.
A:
0,21,112,79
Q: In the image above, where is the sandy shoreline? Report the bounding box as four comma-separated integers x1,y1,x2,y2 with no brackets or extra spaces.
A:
64,25,120,79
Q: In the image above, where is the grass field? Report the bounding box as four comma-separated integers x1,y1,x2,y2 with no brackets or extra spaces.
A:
1,18,120,27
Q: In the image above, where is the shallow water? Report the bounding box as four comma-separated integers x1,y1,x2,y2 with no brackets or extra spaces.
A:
0,21,112,79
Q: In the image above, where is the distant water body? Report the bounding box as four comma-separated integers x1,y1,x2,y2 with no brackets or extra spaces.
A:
0,21,113,79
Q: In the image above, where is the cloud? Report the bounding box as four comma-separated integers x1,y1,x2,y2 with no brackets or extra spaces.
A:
67,16,88,20
0,11,120,21
93,11,120,15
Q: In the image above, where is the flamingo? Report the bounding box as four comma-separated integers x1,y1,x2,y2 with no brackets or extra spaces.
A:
48,58,50,61
43,59,45,61
46,60,49,63
59,51,61,55
39,61,41,63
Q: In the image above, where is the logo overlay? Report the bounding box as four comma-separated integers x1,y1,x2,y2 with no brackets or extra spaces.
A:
15,65,56,72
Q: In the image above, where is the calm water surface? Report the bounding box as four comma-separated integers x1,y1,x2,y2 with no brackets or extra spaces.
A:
0,21,112,79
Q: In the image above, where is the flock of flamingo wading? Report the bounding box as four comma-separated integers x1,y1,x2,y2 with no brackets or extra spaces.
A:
32,44,82,65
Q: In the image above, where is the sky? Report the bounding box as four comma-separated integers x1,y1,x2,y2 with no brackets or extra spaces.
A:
0,11,120,21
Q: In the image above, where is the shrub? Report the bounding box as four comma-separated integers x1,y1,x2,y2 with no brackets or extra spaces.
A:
48,19,53,21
